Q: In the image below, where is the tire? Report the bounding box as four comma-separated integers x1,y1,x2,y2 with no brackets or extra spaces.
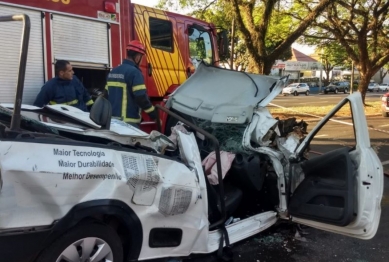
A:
305,90,309,96
334,89,338,94
324,91,328,94
383,111,389,117
344,88,348,94
293,91,298,96
35,223,123,262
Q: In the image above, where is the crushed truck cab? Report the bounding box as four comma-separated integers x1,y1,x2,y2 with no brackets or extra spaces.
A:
0,12,384,262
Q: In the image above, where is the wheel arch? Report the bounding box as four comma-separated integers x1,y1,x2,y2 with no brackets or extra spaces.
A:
40,199,143,261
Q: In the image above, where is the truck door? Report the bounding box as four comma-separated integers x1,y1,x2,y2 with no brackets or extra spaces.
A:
285,93,383,239
185,21,214,77
133,5,186,98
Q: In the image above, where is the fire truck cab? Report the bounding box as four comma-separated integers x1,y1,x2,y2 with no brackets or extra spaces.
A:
0,0,228,132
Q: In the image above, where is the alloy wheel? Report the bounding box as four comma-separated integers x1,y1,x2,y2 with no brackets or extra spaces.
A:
56,237,114,262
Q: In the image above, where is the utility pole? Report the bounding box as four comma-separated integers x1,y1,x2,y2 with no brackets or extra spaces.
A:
350,61,354,94
230,18,235,70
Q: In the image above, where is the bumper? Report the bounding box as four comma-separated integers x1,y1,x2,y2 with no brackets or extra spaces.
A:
0,229,50,262
282,90,292,94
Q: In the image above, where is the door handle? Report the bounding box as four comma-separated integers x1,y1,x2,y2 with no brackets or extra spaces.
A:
148,63,152,76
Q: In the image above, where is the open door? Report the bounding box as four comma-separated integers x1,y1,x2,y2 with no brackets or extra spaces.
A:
286,92,383,239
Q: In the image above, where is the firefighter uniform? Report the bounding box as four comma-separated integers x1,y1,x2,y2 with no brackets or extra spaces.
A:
105,60,156,124
33,76,94,112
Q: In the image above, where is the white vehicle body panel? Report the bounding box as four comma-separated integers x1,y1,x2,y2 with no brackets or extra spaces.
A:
0,137,209,260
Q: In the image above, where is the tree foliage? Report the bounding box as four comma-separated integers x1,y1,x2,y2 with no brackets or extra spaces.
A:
156,0,331,75
301,0,389,102
316,43,349,85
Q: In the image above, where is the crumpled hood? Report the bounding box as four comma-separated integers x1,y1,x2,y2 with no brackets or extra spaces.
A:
166,62,288,124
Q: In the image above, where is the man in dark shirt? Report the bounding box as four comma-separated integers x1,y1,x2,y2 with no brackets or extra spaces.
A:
33,60,94,112
105,40,157,127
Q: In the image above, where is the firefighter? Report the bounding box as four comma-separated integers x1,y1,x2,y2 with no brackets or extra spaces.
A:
33,60,94,111
105,40,157,128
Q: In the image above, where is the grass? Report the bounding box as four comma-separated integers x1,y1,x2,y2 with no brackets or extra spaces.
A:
268,101,382,119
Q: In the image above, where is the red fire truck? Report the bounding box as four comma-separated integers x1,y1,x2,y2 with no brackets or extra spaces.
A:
0,0,228,133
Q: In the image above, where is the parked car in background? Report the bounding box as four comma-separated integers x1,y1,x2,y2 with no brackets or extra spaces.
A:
379,83,389,92
324,81,350,94
381,93,389,117
282,83,310,96
368,82,380,92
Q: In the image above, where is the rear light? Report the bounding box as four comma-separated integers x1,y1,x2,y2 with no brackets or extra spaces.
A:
104,1,116,13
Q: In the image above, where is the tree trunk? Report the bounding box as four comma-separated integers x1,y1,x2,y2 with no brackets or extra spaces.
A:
358,71,373,104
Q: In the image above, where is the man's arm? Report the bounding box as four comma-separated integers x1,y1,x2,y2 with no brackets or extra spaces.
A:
33,82,52,107
74,76,94,111
130,71,157,120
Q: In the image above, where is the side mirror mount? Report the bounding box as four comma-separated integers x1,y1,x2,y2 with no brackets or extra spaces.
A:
89,96,112,130
217,30,229,60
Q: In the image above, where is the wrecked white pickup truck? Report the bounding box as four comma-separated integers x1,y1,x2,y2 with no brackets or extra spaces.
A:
0,15,384,262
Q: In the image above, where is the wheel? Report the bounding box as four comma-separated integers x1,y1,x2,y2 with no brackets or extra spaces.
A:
293,91,298,96
324,90,328,94
334,89,338,94
305,90,309,96
344,88,348,94
383,111,389,117
35,223,123,262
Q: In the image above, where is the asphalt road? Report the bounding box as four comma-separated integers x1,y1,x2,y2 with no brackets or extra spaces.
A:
147,92,389,262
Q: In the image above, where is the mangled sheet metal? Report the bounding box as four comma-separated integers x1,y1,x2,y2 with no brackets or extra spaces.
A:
166,62,287,124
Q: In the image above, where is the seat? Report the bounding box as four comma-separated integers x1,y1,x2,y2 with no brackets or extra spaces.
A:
205,171,243,224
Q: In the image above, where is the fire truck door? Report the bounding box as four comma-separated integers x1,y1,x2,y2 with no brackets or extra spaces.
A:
133,5,185,98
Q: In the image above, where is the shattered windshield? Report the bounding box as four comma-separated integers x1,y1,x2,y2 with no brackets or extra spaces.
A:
0,105,59,135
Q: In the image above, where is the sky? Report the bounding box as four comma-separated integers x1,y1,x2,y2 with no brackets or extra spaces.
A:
131,0,316,56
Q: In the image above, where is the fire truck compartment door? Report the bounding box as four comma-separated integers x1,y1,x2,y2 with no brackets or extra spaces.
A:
51,14,110,67
0,4,44,104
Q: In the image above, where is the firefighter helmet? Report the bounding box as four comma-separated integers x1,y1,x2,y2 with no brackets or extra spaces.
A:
127,40,146,55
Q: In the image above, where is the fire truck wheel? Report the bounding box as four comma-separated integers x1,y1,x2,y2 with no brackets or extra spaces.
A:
35,223,123,262
383,110,389,117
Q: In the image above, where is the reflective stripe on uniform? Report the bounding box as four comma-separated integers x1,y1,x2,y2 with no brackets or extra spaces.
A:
144,105,155,113
123,117,141,123
49,99,78,106
86,99,94,106
133,84,146,92
106,81,126,88
106,81,129,122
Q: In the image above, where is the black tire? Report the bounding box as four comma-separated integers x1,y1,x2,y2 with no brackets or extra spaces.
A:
305,90,309,96
383,111,389,117
324,91,328,94
334,89,339,94
344,88,348,94
35,223,123,262
293,91,298,96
